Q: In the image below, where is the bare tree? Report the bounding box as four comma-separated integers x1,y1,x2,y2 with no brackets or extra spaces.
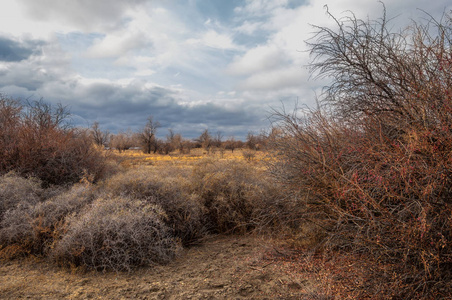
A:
90,122,110,147
212,131,223,148
140,116,161,154
166,129,184,154
246,131,260,150
110,130,134,153
196,129,212,151
180,139,193,154
224,136,237,153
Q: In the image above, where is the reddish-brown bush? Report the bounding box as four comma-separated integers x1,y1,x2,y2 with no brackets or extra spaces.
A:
270,8,452,298
0,96,110,186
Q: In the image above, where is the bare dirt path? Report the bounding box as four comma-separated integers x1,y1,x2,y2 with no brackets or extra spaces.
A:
0,235,319,299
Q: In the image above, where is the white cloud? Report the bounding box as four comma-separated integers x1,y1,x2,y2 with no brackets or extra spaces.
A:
228,45,288,75
86,31,148,58
235,0,289,16
17,0,147,33
238,66,308,91
202,30,237,50
234,21,265,35
1,0,451,138
187,30,240,50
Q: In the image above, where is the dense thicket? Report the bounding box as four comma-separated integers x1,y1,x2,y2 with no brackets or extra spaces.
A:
270,8,452,298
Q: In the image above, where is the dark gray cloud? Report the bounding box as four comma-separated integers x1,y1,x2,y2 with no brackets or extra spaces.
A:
0,38,71,92
0,36,41,62
67,82,264,139
1,76,267,140
0,65,47,91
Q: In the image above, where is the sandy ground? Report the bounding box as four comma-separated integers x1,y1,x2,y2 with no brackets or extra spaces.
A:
0,235,322,300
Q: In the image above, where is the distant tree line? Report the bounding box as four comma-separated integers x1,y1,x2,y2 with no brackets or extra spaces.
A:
89,118,274,154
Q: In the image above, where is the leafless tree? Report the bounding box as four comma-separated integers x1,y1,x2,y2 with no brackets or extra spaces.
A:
308,5,452,138
196,129,212,151
224,136,237,153
90,122,110,147
212,131,223,148
140,116,160,154
246,131,266,150
166,129,184,154
110,130,134,152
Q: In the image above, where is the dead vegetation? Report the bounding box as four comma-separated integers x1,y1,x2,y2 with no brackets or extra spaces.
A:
0,157,289,272
269,6,452,299
1,5,452,299
0,96,114,186
51,196,179,272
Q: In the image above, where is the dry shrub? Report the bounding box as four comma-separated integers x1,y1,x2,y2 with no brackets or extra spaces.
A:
191,159,286,234
0,96,112,186
0,172,43,222
101,167,206,246
270,8,452,298
51,196,179,271
103,161,291,242
242,150,256,161
0,184,95,258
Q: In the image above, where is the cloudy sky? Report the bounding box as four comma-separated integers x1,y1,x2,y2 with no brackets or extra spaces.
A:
0,0,450,139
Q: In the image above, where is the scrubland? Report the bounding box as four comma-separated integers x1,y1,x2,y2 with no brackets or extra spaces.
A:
2,7,452,299
0,149,319,299
0,148,294,268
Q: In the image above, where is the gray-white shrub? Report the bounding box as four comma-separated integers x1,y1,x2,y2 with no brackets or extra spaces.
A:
51,196,180,271
0,172,42,223
0,184,95,255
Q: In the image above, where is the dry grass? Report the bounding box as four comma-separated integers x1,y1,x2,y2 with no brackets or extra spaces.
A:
110,148,266,168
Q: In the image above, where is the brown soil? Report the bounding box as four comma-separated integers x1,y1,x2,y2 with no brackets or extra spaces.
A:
0,235,322,299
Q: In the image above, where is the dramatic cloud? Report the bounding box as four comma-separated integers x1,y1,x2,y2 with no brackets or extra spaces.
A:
0,0,450,139
0,36,42,62
64,80,264,138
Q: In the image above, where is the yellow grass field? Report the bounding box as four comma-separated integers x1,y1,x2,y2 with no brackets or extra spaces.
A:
110,147,267,168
